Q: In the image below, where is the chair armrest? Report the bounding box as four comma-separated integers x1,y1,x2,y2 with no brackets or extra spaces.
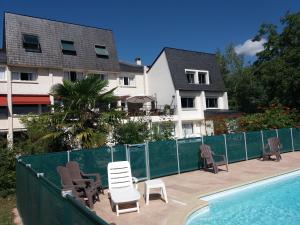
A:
132,177,138,189
72,178,93,185
82,172,101,182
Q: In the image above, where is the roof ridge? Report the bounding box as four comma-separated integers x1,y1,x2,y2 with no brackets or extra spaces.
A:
164,47,216,56
4,11,113,32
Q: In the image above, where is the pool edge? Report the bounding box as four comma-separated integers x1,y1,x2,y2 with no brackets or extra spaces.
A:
165,167,300,225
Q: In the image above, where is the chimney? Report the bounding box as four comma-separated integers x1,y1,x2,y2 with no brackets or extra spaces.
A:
135,57,142,65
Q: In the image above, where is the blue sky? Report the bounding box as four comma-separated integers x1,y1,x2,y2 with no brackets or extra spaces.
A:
0,0,299,65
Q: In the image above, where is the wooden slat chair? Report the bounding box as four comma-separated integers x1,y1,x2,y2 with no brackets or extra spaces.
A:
57,166,95,209
66,161,104,199
200,144,228,174
262,137,282,162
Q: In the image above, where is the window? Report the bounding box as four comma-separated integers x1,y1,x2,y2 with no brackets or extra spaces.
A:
119,76,135,86
95,45,109,58
198,72,206,84
185,69,209,84
186,71,195,84
0,107,8,118
0,68,5,81
13,105,39,115
12,72,37,81
206,97,218,108
61,40,76,55
182,123,193,137
92,74,107,81
22,34,41,52
64,71,84,82
181,97,194,108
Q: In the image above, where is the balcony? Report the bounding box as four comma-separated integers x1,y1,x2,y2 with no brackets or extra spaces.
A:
124,105,176,117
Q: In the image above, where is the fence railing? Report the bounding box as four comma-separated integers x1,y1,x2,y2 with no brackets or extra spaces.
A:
17,127,300,225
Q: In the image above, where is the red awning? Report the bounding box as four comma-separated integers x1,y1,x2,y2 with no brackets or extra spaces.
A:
0,95,7,106
0,95,51,106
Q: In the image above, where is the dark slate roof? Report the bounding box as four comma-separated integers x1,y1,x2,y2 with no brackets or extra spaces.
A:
119,61,144,73
0,50,6,64
4,12,119,72
162,47,226,91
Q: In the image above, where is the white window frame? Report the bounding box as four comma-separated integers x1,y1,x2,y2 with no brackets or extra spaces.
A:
12,72,37,81
64,71,85,81
185,69,209,84
205,97,219,109
0,67,6,81
119,75,135,87
185,71,195,84
182,123,194,137
181,97,195,109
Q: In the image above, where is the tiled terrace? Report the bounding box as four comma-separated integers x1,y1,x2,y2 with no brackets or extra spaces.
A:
93,152,300,225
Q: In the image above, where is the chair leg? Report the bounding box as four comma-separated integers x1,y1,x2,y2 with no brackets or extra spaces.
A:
162,186,168,203
137,201,140,213
116,204,119,216
146,186,149,205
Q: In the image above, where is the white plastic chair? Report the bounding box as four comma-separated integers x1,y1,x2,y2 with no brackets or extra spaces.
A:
107,161,140,216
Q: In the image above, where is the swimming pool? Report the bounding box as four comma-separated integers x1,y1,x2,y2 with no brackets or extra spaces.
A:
186,171,300,225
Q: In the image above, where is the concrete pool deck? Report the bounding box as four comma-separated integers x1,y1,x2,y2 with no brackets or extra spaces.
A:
93,152,300,225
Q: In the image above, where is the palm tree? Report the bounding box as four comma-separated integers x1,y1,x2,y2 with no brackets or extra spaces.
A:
45,75,121,148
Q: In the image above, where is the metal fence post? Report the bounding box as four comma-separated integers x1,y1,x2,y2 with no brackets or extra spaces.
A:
125,144,130,162
276,129,279,138
223,134,229,166
202,136,204,145
243,132,248,160
145,141,150,180
260,130,265,150
290,128,295,152
67,150,70,162
110,146,114,162
175,138,181,174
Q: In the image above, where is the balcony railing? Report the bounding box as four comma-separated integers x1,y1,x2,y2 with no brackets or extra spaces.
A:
124,105,176,117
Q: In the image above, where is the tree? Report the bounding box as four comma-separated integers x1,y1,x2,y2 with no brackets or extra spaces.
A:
113,119,150,144
216,45,263,112
252,11,300,110
21,75,121,151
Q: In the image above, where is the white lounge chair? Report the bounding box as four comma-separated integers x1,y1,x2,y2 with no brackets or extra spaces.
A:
107,161,140,216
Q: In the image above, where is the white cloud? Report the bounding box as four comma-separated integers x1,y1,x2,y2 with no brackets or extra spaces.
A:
234,38,267,56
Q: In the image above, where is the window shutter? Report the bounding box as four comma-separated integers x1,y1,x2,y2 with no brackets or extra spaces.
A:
63,72,69,80
12,72,20,80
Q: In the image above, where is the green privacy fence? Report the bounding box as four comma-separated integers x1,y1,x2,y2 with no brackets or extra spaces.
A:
16,161,110,225
16,127,300,225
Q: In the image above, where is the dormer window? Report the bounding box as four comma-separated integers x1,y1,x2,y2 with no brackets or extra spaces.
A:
198,71,209,84
22,34,41,53
95,45,109,58
185,69,209,84
61,40,76,55
186,71,195,84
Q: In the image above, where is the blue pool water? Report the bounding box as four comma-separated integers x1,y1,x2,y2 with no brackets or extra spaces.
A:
186,172,300,225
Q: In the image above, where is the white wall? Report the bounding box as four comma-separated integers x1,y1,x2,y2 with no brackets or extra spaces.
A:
114,72,145,97
147,51,176,107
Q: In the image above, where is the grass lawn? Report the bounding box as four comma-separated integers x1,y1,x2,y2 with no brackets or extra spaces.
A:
0,195,16,225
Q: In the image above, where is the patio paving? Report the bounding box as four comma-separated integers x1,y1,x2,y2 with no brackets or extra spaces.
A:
94,151,300,225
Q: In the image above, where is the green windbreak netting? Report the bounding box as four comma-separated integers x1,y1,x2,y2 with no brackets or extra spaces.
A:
178,137,202,172
246,131,263,159
112,145,127,161
226,133,246,163
128,144,147,180
20,151,68,186
278,128,293,152
203,135,226,156
17,162,109,225
70,147,111,188
292,128,300,151
148,140,178,178
262,129,277,147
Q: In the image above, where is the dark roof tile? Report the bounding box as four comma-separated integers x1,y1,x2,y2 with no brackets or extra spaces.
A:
164,47,226,92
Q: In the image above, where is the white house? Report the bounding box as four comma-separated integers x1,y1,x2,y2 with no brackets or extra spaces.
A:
0,12,230,143
146,48,229,138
